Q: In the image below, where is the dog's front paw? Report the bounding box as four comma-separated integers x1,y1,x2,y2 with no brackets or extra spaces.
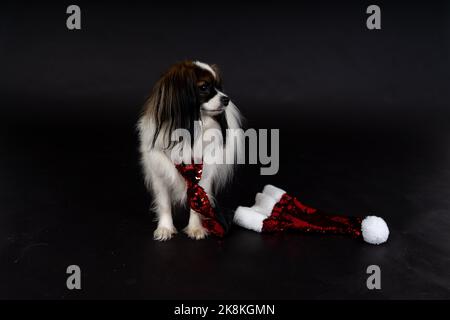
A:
183,225,209,240
153,226,177,241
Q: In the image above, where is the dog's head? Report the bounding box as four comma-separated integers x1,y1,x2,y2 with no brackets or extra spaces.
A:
192,61,230,116
145,60,232,147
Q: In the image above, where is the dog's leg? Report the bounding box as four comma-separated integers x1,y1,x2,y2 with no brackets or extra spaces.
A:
184,209,208,240
151,175,177,241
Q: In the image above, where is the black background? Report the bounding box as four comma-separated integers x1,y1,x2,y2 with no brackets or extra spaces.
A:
1,1,449,299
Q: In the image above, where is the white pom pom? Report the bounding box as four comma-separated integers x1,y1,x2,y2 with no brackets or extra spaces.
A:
361,216,389,245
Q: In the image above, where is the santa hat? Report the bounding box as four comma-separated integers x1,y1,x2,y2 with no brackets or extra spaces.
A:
234,185,389,245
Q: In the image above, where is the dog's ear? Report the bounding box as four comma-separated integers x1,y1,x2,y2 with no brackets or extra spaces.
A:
146,63,200,148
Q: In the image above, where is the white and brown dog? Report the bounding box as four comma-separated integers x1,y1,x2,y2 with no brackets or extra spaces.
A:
138,60,243,241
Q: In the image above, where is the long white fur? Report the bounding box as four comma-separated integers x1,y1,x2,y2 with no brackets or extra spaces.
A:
138,65,243,241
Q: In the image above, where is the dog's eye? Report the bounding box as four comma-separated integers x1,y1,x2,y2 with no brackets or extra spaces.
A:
199,83,209,92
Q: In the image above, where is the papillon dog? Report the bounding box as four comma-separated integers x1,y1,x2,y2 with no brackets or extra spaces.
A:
138,60,243,241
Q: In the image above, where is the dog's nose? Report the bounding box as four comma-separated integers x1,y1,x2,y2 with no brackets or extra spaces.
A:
220,95,230,106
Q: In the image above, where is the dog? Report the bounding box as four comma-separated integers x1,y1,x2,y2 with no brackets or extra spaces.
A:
138,60,243,241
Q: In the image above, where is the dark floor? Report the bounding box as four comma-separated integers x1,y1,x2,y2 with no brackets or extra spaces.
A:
0,101,449,299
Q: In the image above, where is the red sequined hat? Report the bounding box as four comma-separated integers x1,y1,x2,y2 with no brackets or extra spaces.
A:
234,185,389,245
